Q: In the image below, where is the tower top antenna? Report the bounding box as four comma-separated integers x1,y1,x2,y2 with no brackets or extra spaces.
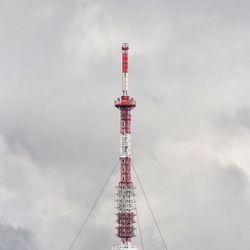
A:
122,43,129,96
122,43,129,50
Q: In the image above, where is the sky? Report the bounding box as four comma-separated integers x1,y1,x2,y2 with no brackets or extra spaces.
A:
0,0,250,249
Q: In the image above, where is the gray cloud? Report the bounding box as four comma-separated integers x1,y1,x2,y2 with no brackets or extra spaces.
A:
0,0,250,249
0,223,36,250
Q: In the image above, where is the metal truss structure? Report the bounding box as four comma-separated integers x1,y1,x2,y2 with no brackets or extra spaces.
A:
114,43,139,250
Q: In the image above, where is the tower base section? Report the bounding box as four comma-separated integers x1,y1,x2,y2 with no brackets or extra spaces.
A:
112,246,140,250
112,243,140,250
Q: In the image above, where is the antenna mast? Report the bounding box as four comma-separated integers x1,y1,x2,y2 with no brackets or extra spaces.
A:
113,44,139,250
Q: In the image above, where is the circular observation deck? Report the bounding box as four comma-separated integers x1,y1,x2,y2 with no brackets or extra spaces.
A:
115,96,136,109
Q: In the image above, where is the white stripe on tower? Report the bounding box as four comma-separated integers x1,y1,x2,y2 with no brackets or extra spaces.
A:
120,134,131,158
122,72,129,96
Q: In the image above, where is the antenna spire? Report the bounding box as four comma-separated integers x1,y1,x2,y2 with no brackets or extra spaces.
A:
122,43,129,96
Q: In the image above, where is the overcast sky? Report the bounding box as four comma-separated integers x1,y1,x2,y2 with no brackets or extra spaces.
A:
0,0,250,249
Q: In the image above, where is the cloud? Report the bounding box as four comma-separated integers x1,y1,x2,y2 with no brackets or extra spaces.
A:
0,0,250,249
0,222,35,250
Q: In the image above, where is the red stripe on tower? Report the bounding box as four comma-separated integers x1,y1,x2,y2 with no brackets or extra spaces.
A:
122,53,128,73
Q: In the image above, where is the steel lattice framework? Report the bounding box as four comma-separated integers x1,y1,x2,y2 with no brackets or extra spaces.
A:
114,43,138,249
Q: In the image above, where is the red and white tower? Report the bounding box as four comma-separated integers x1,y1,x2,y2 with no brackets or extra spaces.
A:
113,43,139,250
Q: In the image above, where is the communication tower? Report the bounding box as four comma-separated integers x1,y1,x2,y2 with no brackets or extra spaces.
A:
113,43,139,250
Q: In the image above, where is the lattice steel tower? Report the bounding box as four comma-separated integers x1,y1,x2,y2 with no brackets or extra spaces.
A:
113,43,139,250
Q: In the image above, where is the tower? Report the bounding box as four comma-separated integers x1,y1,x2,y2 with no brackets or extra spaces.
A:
113,43,139,250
